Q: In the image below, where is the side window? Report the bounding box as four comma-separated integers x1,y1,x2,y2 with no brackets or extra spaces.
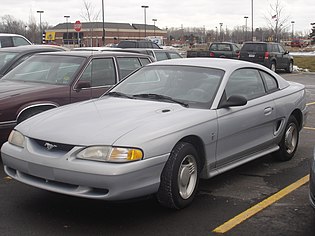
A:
155,52,168,61
13,36,31,46
80,58,116,87
168,52,182,59
117,57,142,78
139,42,148,48
0,37,14,48
225,69,266,100
272,44,280,52
278,45,285,53
139,58,151,66
260,71,278,92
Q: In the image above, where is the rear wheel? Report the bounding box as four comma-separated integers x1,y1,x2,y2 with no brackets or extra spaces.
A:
270,61,276,72
157,142,199,209
273,116,299,161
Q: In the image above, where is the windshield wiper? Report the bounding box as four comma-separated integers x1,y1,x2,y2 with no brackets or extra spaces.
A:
106,91,134,99
133,93,189,107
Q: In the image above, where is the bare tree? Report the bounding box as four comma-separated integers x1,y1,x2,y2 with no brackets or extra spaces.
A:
81,0,100,46
0,15,25,34
264,0,290,42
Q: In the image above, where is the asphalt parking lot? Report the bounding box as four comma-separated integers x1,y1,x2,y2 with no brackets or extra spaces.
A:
1,71,315,236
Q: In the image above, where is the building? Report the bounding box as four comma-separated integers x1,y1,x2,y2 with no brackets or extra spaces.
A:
45,22,167,47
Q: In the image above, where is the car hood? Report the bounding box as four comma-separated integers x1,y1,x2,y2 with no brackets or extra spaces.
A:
0,80,60,98
18,97,215,146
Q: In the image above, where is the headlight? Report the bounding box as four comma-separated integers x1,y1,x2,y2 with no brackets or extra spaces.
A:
8,130,25,148
76,146,143,163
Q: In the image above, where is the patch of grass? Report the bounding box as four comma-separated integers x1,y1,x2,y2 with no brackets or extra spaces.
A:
294,56,315,72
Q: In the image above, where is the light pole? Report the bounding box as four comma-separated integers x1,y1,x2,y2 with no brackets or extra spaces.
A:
219,23,223,42
141,5,149,38
244,16,248,41
152,19,157,37
251,0,254,41
291,21,295,39
215,27,218,41
64,15,70,45
37,10,44,44
102,0,105,46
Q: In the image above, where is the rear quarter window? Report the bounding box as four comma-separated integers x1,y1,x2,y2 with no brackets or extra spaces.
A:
260,71,279,92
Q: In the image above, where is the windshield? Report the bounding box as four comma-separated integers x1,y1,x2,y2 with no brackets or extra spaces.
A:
108,65,224,108
0,51,18,72
3,54,85,85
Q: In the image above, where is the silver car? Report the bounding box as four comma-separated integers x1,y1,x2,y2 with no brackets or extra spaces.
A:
310,150,315,209
1,58,308,209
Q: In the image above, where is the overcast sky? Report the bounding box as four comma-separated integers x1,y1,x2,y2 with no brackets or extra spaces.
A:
1,0,314,33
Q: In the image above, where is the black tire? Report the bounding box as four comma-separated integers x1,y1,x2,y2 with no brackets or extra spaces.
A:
286,60,293,73
18,109,45,123
273,116,299,161
157,142,200,209
270,61,276,72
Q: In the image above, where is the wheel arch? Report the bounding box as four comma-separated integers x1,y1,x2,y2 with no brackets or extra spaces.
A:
178,135,206,170
17,103,58,122
290,109,303,131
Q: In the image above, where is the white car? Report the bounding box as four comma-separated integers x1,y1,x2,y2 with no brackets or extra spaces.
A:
1,58,308,209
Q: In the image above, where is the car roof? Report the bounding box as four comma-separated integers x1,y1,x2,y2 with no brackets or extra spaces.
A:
0,33,26,37
243,41,278,45
0,45,67,53
35,50,155,58
148,57,269,72
211,42,237,44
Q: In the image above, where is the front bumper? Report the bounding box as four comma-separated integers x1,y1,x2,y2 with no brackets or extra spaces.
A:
1,140,169,201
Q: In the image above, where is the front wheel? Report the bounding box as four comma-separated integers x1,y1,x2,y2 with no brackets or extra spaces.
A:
286,61,293,73
157,142,199,209
273,116,299,161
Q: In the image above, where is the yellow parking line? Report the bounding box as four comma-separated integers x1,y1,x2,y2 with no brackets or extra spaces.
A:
307,102,315,106
212,175,310,234
304,127,315,131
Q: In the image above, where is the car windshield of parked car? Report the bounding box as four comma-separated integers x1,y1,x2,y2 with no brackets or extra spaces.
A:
3,55,85,85
0,51,18,72
109,65,224,108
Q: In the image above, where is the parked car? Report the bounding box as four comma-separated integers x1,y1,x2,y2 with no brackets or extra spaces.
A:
73,47,182,61
187,42,240,59
119,48,183,61
0,50,154,145
239,42,294,73
0,45,67,78
310,151,315,209
117,40,161,49
1,58,307,209
0,33,32,48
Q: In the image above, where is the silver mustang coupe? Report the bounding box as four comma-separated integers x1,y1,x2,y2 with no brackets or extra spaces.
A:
1,58,307,209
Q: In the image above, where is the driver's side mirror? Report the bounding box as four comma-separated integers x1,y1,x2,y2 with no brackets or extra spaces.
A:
75,80,91,91
219,95,247,108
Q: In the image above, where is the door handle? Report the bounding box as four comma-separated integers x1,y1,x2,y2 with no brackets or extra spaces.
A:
264,107,273,115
